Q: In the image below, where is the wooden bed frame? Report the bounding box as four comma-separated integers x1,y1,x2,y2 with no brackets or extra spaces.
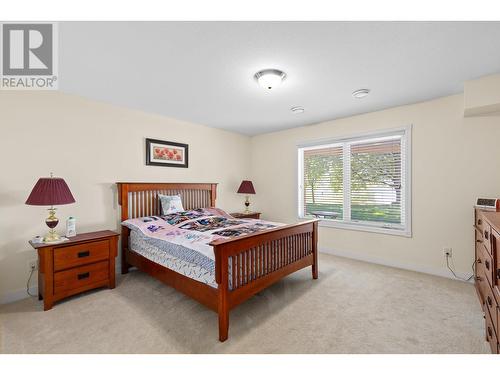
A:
117,182,318,341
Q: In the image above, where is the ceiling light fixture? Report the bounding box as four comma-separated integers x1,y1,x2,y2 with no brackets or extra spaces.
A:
254,69,286,90
352,89,370,99
291,106,305,114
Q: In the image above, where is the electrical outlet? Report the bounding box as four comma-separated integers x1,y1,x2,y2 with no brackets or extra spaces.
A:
28,259,38,271
443,248,452,258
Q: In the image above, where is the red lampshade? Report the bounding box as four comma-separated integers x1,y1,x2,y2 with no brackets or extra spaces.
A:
237,180,256,195
25,177,76,206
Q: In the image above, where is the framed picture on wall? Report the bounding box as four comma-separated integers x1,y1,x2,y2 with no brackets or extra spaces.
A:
145,138,189,168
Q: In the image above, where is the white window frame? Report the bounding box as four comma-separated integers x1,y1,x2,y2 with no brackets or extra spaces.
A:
297,125,412,237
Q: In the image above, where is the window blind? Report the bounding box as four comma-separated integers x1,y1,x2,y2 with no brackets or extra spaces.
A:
298,128,410,234
349,136,404,226
303,145,344,219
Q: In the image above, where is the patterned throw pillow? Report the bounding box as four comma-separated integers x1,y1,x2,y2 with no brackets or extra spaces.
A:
158,194,184,215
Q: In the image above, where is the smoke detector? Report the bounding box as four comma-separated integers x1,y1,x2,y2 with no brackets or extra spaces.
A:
352,89,370,99
291,106,305,114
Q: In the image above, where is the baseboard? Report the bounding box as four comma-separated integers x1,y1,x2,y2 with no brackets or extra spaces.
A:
0,286,38,305
319,247,474,283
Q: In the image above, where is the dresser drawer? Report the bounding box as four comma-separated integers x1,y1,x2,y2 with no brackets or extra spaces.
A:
54,261,109,295
476,210,485,234
478,270,490,310
484,283,498,334
483,223,493,255
476,249,486,307
476,228,484,249
486,309,499,354
479,243,494,288
495,288,500,338
494,230,500,288
54,240,110,271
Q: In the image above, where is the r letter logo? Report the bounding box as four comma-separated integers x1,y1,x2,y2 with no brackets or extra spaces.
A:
1,23,58,90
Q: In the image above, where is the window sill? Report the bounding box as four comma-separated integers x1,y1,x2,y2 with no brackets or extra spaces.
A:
302,218,412,237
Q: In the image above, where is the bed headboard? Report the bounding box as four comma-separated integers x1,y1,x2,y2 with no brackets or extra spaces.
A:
116,182,217,221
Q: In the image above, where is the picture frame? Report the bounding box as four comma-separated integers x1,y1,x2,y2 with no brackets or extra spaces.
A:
145,138,189,168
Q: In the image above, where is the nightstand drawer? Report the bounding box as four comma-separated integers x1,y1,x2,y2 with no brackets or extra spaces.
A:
54,261,109,295
230,212,261,219
54,240,109,271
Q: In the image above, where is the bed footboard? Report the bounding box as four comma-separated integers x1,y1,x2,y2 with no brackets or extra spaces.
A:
210,219,319,341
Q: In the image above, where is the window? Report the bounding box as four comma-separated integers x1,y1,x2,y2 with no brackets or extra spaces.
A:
298,126,411,236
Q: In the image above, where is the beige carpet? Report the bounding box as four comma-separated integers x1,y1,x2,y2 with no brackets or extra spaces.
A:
0,254,489,354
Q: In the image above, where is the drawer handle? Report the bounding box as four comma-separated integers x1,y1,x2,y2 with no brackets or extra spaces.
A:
477,258,482,264
488,296,493,307
478,219,482,225
77,272,90,280
488,326,493,338
485,230,489,240
486,260,490,270
78,251,90,258
476,239,483,243
476,276,482,282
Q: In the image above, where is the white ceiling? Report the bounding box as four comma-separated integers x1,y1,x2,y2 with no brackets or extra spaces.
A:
60,21,500,136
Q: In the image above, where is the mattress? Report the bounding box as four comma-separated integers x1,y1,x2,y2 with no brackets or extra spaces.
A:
124,207,284,288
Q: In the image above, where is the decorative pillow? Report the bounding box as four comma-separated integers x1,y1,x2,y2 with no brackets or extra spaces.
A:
158,194,184,215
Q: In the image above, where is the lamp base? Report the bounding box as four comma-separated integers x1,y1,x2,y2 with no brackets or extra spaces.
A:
244,196,251,213
44,229,61,243
44,207,61,242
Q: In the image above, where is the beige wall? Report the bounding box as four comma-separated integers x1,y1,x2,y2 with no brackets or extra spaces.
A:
250,94,500,278
0,91,251,303
464,73,500,116
2,88,500,303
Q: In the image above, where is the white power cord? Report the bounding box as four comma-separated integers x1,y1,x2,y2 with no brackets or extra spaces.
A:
26,265,36,297
445,254,474,282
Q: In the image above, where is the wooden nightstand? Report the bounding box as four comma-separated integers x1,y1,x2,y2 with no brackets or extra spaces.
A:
29,230,119,311
230,212,261,219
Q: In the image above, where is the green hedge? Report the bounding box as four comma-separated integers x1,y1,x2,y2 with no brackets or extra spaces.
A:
305,203,400,223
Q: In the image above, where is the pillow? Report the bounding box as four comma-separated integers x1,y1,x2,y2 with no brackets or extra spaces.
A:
158,194,184,215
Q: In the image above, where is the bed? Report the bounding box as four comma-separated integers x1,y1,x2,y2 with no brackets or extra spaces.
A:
117,182,318,341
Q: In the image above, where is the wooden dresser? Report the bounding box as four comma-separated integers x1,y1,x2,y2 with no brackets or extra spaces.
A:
474,209,500,353
29,230,119,311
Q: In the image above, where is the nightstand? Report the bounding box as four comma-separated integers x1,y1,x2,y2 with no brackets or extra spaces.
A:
29,230,119,311
230,212,261,219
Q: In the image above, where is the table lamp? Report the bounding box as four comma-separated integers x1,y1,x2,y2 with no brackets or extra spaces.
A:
25,173,76,242
237,180,256,213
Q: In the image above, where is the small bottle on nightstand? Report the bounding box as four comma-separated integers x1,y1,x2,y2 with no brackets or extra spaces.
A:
66,217,76,237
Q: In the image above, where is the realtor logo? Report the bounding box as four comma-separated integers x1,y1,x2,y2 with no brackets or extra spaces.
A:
1,22,58,90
